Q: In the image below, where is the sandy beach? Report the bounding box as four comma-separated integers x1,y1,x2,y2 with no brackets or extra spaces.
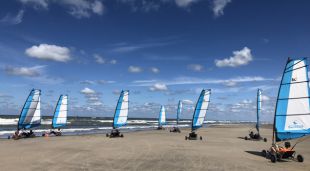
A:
0,125,309,171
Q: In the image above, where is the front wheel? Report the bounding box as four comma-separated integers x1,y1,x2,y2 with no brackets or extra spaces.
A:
264,138,267,142
244,136,248,140
121,134,124,138
185,136,187,140
270,155,277,163
200,136,202,140
106,133,109,137
297,154,304,162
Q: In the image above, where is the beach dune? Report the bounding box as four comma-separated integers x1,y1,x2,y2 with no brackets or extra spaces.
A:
0,125,309,171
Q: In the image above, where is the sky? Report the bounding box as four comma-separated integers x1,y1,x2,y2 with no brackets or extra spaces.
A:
0,0,310,121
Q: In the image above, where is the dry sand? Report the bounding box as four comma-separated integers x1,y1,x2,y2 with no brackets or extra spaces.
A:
0,125,309,171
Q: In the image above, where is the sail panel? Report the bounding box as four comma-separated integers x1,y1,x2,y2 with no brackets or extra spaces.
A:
275,58,310,142
18,89,41,129
256,89,262,132
177,101,182,125
52,95,68,128
113,90,129,128
192,89,211,130
158,105,166,126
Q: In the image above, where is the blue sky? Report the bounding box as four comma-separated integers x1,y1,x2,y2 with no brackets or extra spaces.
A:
0,0,310,121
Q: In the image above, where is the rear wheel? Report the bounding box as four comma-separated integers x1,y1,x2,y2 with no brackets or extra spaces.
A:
245,136,248,140
106,133,109,137
200,136,202,140
297,154,304,162
121,134,124,138
185,136,187,140
270,154,277,163
262,150,267,157
264,138,267,142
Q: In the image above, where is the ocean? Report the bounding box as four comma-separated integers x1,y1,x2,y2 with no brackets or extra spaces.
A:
0,115,258,139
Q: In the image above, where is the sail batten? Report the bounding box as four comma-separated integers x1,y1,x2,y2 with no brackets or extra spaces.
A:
274,58,310,142
113,90,129,128
18,89,41,130
52,95,68,128
192,89,211,131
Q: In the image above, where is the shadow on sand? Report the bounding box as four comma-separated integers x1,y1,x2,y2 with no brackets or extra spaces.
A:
237,136,246,140
245,151,264,157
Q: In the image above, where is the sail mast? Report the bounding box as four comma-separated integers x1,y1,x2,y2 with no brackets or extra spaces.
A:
177,100,182,126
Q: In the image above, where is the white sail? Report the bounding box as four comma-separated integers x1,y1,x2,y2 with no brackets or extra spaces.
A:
113,90,129,128
158,105,166,126
18,89,41,129
52,95,68,128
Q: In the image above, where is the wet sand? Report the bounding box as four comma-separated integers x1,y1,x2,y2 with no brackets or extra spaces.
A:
0,125,309,171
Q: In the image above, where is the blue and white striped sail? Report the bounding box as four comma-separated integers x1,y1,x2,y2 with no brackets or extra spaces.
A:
274,58,310,142
52,95,68,129
192,89,211,130
158,105,166,126
256,89,262,133
113,90,129,128
18,89,41,129
176,100,182,125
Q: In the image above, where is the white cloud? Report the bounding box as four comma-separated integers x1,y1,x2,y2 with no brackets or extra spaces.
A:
25,44,71,62
187,64,203,72
150,67,160,73
223,80,237,87
80,87,95,94
133,76,272,86
110,59,117,64
80,80,95,85
61,0,104,18
215,47,253,67
182,99,194,105
93,54,105,64
97,80,115,84
175,0,198,8
261,95,270,101
149,83,168,91
211,0,231,17
20,0,104,18
20,0,49,9
128,66,142,73
0,10,24,25
4,65,45,77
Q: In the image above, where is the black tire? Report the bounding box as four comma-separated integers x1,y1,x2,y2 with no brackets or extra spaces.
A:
297,154,304,162
106,133,109,137
270,154,277,163
200,136,202,140
262,150,267,157
185,136,187,140
264,138,267,142
121,134,124,138
245,136,248,140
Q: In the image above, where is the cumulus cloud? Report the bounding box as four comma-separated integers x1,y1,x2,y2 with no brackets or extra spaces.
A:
128,66,142,73
150,67,160,73
97,80,115,84
187,64,203,72
211,0,231,17
25,44,71,62
215,47,253,67
223,80,237,87
4,65,45,77
80,87,95,94
0,10,24,25
20,0,104,18
149,83,168,91
110,59,117,64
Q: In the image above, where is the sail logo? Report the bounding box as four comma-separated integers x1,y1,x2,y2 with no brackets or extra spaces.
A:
288,120,304,129
292,77,297,82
